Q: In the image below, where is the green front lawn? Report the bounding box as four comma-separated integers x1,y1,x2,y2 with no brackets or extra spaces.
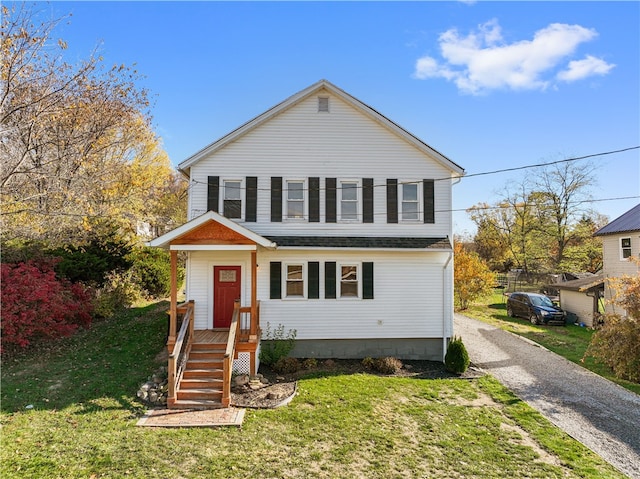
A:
1,300,625,478
463,291,640,395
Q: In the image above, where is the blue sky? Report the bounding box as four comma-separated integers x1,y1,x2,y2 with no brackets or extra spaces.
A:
33,1,640,234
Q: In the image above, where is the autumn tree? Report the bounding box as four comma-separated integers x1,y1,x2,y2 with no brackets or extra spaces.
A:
453,242,496,310
585,261,640,383
469,158,601,274
0,3,180,244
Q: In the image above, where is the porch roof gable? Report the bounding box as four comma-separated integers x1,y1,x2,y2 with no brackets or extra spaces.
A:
147,211,277,249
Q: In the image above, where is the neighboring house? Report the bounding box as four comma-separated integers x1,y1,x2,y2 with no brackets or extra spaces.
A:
148,80,464,408
550,274,604,327
593,203,640,317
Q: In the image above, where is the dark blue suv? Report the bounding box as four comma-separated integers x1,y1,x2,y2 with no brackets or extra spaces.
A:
506,292,566,325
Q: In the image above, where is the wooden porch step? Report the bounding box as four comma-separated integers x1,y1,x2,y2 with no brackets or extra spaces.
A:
186,358,223,369
176,388,223,401
180,378,224,389
189,349,226,360
182,368,224,379
170,399,227,410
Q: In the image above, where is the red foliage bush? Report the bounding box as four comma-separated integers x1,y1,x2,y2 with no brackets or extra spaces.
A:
1,259,93,354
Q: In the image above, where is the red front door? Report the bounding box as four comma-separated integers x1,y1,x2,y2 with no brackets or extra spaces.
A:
214,266,241,329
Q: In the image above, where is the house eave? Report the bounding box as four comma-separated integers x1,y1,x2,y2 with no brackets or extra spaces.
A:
146,211,277,249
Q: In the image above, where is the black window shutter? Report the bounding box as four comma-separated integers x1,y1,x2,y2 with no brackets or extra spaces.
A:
269,262,282,299
423,179,435,224
325,178,336,223
207,176,219,213
324,262,336,299
271,177,282,222
387,179,398,223
309,177,320,223
363,178,374,223
245,176,257,222
363,262,374,299
308,261,320,299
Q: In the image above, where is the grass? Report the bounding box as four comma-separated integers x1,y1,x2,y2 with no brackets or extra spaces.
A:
463,291,640,395
1,299,626,478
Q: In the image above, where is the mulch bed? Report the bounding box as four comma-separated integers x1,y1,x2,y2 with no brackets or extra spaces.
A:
231,359,484,409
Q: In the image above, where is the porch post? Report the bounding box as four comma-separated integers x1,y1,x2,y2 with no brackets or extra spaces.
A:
167,249,178,353
250,249,258,339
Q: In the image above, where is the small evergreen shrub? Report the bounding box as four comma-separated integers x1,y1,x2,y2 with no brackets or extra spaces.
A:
445,336,470,374
259,322,297,366
129,247,184,298
361,357,375,370
273,357,300,374
302,358,318,370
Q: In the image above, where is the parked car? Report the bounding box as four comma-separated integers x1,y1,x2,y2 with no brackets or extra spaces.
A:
506,292,566,325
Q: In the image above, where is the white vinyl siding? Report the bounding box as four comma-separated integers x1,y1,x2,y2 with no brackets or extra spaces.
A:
187,91,455,237
256,249,451,340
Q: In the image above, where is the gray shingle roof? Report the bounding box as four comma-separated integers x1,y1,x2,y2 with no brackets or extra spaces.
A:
594,204,640,236
551,274,604,292
265,236,451,249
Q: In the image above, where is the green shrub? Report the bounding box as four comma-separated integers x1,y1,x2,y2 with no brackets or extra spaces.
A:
586,316,640,383
273,357,300,374
129,247,184,298
361,357,375,370
259,322,297,366
49,229,133,286
302,358,318,370
93,271,144,318
445,336,470,374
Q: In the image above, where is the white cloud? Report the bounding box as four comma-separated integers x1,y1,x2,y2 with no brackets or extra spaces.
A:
413,20,615,94
557,55,616,82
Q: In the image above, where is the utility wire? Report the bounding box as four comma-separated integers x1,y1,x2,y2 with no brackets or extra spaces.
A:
186,146,639,192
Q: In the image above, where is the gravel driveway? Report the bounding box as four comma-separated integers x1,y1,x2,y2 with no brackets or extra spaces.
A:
454,313,640,479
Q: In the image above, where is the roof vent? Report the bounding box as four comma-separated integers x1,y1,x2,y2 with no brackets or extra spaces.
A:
318,96,329,112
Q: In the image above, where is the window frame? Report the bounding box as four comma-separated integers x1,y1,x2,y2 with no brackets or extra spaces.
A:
338,179,360,223
399,180,422,223
284,178,307,222
318,96,330,113
283,262,307,299
338,263,360,299
621,237,632,260
222,178,244,220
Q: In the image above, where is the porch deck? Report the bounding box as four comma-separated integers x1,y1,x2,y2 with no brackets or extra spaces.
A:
193,329,229,344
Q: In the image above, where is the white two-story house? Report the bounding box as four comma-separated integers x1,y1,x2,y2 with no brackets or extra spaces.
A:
149,80,464,408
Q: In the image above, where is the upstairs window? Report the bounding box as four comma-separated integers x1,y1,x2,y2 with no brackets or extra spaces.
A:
286,180,305,220
621,237,632,259
223,180,242,219
401,182,420,221
340,181,359,221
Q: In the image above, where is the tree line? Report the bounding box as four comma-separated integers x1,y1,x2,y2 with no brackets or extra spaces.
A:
1,4,186,355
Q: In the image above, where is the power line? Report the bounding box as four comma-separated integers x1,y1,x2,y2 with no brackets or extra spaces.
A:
186,146,639,191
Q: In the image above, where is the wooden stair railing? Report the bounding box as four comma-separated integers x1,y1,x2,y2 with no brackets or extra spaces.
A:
167,300,194,408
222,301,242,407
